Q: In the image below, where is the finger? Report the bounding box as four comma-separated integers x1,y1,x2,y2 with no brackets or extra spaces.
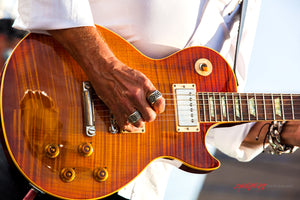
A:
151,95,165,114
137,104,157,123
134,91,157,122
146,90,165,114
123,121,145,132
127,110,144,127
126,88,158,123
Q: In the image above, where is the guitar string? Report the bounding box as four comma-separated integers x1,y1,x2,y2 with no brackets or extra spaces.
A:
92,93,300,98
90,93,300,121
93,96,300,110
93,110,300,118
93,100,300,107
93,108,300,121
92,106,300,121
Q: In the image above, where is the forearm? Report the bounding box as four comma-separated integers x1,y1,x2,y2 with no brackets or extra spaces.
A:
207,121,299,161
242,121,300,148
47,26,164,131
48,26,117,76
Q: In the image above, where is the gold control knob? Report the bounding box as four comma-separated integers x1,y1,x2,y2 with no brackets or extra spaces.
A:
78,142,93,157
94,167,108,182
45,144,60,158
60,168,76,183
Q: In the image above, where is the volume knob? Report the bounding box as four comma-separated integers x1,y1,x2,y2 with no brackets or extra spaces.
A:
78,142,93,157
45,144,60,158
94,167,108,182
60,168,76,183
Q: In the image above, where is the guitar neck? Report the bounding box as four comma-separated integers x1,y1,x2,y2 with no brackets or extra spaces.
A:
197,92,300,123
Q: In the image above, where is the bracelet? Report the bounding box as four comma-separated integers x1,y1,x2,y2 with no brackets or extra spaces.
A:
263,121,296,155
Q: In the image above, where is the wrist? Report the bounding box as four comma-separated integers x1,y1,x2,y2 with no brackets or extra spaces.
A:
264,121,296,155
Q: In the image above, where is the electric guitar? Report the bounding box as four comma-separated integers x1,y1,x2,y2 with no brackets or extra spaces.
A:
1,25,299,199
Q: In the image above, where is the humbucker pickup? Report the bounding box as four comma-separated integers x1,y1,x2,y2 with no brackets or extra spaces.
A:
173,84,200,132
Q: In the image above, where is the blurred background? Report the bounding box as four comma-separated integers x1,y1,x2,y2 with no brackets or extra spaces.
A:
0,0,299,200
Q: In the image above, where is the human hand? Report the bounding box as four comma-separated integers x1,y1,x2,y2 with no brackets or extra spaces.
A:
242,120,300,151
88,58,165,131
49,26,165,132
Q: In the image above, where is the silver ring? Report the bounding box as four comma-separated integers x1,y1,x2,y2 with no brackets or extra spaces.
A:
128,110,142,124
147,90,162,105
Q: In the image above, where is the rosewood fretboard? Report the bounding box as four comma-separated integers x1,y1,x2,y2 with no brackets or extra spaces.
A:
197,93,300,123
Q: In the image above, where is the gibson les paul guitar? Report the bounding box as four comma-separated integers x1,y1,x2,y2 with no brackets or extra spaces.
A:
1,25,299,199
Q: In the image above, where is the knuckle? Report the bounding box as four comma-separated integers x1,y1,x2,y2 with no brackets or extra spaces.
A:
145,112,156,122
154,98,165,113
139,75,153,90
128,89,141,100
134,120,144,128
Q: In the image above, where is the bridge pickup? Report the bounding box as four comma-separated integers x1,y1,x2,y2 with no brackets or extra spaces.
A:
173,84,200,132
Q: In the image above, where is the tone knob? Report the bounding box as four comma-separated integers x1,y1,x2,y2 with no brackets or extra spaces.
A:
45,144,60,158
60,168,76,183
78,142,93,157
94,167,108,182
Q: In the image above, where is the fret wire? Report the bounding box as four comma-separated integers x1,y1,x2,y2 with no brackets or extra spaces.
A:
239,93,243,121
202,93,207,122
232,93,236,121
263,93,267,120
209,93,212,122
197,93,201,122
225,93,229,122
213,93,217,122
197,93,201,123
281,94,285,120
220,93,224,122
291,94,295,120
208,93,212,122
271,94,275,120
246,93,250,120
254,93,258,121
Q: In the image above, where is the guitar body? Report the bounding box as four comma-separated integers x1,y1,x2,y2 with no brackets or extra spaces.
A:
0,25,236,199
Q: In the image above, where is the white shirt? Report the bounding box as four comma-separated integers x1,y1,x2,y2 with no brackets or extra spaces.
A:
14,0,262,199
0,0,18,18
